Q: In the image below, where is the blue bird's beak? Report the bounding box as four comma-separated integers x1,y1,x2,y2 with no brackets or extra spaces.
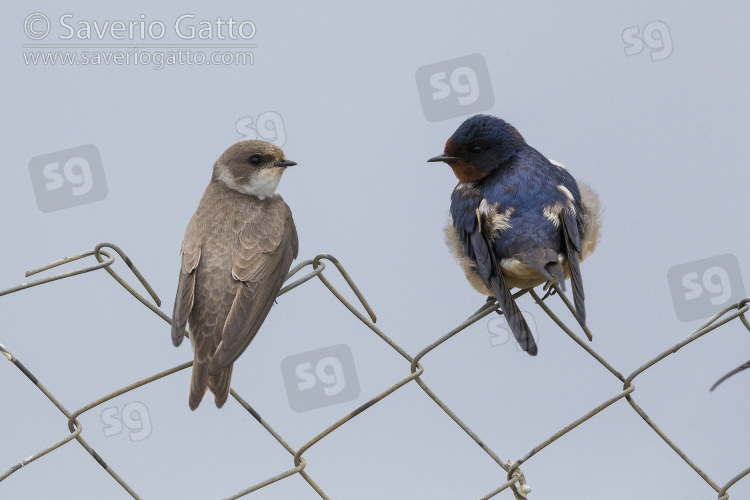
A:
427,155,458,163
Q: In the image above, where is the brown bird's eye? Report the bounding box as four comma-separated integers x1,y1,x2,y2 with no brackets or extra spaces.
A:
470,145,483,155
248,155,262,165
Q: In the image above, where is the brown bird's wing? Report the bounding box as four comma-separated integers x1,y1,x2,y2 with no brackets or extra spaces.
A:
171,243,201,346
209,206,298,375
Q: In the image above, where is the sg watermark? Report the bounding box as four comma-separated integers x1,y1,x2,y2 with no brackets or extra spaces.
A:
415,53,495,122
28,144,108,213
22,13,257,69
488,311,539,351
667,254,746,322
236,111,286,146
281,344,360,412
101,401,152,442
622,21,673,61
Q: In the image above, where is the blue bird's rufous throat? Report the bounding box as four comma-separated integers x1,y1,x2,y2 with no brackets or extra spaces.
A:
433,139,485,183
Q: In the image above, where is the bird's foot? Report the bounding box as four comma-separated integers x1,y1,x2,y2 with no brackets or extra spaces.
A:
540,282,557,301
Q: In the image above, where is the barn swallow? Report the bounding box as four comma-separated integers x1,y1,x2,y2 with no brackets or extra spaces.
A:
171,140,299,409
711,360,750,391
429,114,602,355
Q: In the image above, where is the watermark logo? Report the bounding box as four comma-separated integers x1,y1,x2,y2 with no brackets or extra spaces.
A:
415,53,495,122
488,310,539,351
101,401,152,442
28,144,108,213
667,254,746,321
281,344,360,412
24,13,51,40
236,111,286,146
622,21,673,61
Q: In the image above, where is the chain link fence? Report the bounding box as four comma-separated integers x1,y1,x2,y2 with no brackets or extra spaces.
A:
1,242,748,499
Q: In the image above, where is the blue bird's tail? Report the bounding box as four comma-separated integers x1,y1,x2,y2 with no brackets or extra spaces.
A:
489,274,538,356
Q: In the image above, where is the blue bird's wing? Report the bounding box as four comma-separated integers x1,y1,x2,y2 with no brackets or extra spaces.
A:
450,188,538,355
545,156,589,335
524,150,589,333
547,160,588,331
561,207,587,331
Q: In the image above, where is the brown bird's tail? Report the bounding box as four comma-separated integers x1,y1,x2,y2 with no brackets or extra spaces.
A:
209,364,233,408
189,357,209,411
189,357,234,410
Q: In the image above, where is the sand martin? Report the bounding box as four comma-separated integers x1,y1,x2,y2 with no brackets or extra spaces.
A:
172,140,298,409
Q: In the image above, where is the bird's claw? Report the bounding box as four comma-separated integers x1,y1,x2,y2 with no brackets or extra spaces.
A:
540,282,557,301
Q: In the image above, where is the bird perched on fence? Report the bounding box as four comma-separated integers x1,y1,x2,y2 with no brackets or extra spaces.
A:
429,114,601,355
171,140,299,409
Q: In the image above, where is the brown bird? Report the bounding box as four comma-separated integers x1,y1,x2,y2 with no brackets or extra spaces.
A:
171,140,298,410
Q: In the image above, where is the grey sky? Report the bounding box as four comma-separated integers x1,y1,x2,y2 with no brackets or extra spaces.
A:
2,1,749,499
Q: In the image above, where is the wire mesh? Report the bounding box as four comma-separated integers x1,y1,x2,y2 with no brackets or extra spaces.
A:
1,242,748,499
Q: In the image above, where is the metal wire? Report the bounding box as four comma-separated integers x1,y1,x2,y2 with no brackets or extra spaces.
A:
1,242,748,499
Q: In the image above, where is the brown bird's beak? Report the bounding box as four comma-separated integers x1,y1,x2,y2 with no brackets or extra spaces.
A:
427,154,458,163
276,159,297,167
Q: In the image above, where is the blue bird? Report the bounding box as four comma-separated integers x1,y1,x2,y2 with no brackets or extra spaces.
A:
428,114,602,355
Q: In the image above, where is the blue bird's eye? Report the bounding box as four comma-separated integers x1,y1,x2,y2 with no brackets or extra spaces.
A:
470,145,483,155
248,155,261,165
